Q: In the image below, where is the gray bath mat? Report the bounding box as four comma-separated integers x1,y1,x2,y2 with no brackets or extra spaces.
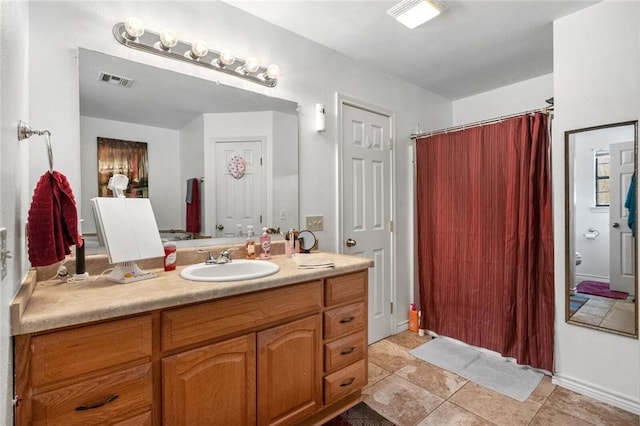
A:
410,338,543,402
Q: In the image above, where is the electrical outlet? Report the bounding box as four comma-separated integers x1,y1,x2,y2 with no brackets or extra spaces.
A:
305,215,324,232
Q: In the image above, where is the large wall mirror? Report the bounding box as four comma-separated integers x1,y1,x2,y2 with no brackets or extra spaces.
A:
565,120,638,337
78,48,299,249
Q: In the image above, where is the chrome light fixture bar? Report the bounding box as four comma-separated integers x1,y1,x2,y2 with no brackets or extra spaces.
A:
113,19,281,87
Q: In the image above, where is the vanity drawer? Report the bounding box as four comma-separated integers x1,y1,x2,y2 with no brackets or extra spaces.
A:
323,359,366,405
113,411,152,426
323,302,365,340
324,271,367,307
324,330,366,374
31,315,153,388
31,363,153,425
162,281,322,351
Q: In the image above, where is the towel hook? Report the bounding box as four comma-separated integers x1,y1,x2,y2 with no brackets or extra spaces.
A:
18,120,54,172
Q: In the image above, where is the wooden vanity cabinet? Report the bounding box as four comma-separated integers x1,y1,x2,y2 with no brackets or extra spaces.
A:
15,270,368,426
161,282,323,426
162,334,257,426
14,315,154,425
321,272,368,405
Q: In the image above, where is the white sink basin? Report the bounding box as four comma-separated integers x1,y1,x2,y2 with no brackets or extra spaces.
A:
180,260,280,282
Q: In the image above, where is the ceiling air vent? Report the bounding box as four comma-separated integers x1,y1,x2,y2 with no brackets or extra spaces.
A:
98,72,135,88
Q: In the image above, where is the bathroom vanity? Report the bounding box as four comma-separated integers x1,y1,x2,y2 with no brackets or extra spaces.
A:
11,252,372,425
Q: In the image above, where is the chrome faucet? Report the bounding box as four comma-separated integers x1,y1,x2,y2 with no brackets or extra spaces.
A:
203,248,237,264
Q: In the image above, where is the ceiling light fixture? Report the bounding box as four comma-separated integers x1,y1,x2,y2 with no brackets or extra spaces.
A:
387,0,445,29
112,18,281,87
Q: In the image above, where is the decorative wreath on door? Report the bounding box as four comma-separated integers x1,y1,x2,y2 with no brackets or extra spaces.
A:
227,155,246,179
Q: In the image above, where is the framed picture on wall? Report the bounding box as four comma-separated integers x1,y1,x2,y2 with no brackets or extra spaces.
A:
97,137,149,198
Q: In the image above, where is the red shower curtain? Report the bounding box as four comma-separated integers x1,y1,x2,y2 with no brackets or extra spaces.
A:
416,112,554,371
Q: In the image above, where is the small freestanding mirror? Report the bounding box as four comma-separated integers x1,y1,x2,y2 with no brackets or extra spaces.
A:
92,197,164,283
565,120,638,337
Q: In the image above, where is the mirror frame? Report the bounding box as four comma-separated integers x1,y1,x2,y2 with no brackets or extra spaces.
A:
564,120,639,338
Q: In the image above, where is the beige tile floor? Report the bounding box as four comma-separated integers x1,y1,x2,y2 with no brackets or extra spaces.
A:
363,331,640,426
569,292,636,335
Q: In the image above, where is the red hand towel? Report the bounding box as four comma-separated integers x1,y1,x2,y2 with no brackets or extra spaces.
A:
186,178,200,234
28,171,83,267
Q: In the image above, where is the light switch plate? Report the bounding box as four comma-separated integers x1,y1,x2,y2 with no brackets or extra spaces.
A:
305,215,324,232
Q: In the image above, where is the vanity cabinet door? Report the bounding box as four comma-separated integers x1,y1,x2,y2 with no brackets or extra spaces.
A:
162,334,256,426
257,314,322,426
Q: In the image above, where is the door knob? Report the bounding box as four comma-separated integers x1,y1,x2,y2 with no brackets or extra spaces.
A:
217,224,224,231
613,222,620,228
345,238,356,247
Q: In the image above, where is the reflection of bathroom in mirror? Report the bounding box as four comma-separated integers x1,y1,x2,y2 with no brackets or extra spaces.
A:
565,121,638,337
78,48,299,250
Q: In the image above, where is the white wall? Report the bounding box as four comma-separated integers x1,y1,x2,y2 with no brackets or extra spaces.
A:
452,73,553,125
271,111,298,234
553,0,640,413
0,1,29,424
80,116,182,233
26,1,450,347
179,115,205,231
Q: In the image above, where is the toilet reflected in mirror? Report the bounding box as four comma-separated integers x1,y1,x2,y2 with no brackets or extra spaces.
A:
565,121,638,338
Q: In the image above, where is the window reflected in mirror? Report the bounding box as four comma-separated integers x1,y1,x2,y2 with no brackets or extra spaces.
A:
565,121,638,338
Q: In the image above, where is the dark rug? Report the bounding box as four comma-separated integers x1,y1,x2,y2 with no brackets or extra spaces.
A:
569,294,589,315
577,280,629,300
323,402,396,426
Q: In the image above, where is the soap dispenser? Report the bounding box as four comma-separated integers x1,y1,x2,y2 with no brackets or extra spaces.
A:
260,227,271,259
245,235,256,260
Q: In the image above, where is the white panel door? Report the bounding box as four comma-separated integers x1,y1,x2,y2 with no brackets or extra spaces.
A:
342,104,393,344
214,140,263,237
609,141,635,294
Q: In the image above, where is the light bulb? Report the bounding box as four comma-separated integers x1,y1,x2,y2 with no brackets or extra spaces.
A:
217,49,236,67
243,57,260,73
265,64,281,80
159,29,178,50
190,40,208,59
124,17,144,39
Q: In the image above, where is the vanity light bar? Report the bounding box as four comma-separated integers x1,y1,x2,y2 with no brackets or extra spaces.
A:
112,20,280,88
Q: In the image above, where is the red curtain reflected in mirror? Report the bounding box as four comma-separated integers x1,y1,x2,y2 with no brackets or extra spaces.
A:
415,112,554,371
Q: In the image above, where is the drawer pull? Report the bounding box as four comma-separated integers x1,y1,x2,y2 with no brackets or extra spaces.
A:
340,347,356,355
339,316,355,324
75,394,119,411
340,377,355,387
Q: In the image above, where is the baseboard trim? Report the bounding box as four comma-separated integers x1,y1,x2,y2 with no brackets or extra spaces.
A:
396,320,409,333
553,373,640,415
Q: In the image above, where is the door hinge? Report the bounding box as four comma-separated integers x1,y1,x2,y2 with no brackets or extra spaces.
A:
260,157,263,166
390,302,393,314
388,137,393,151
389,220,394,232
12,395,20,407
260,215,263,224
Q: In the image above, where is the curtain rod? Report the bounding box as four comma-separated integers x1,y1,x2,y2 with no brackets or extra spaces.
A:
410,105,554,140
